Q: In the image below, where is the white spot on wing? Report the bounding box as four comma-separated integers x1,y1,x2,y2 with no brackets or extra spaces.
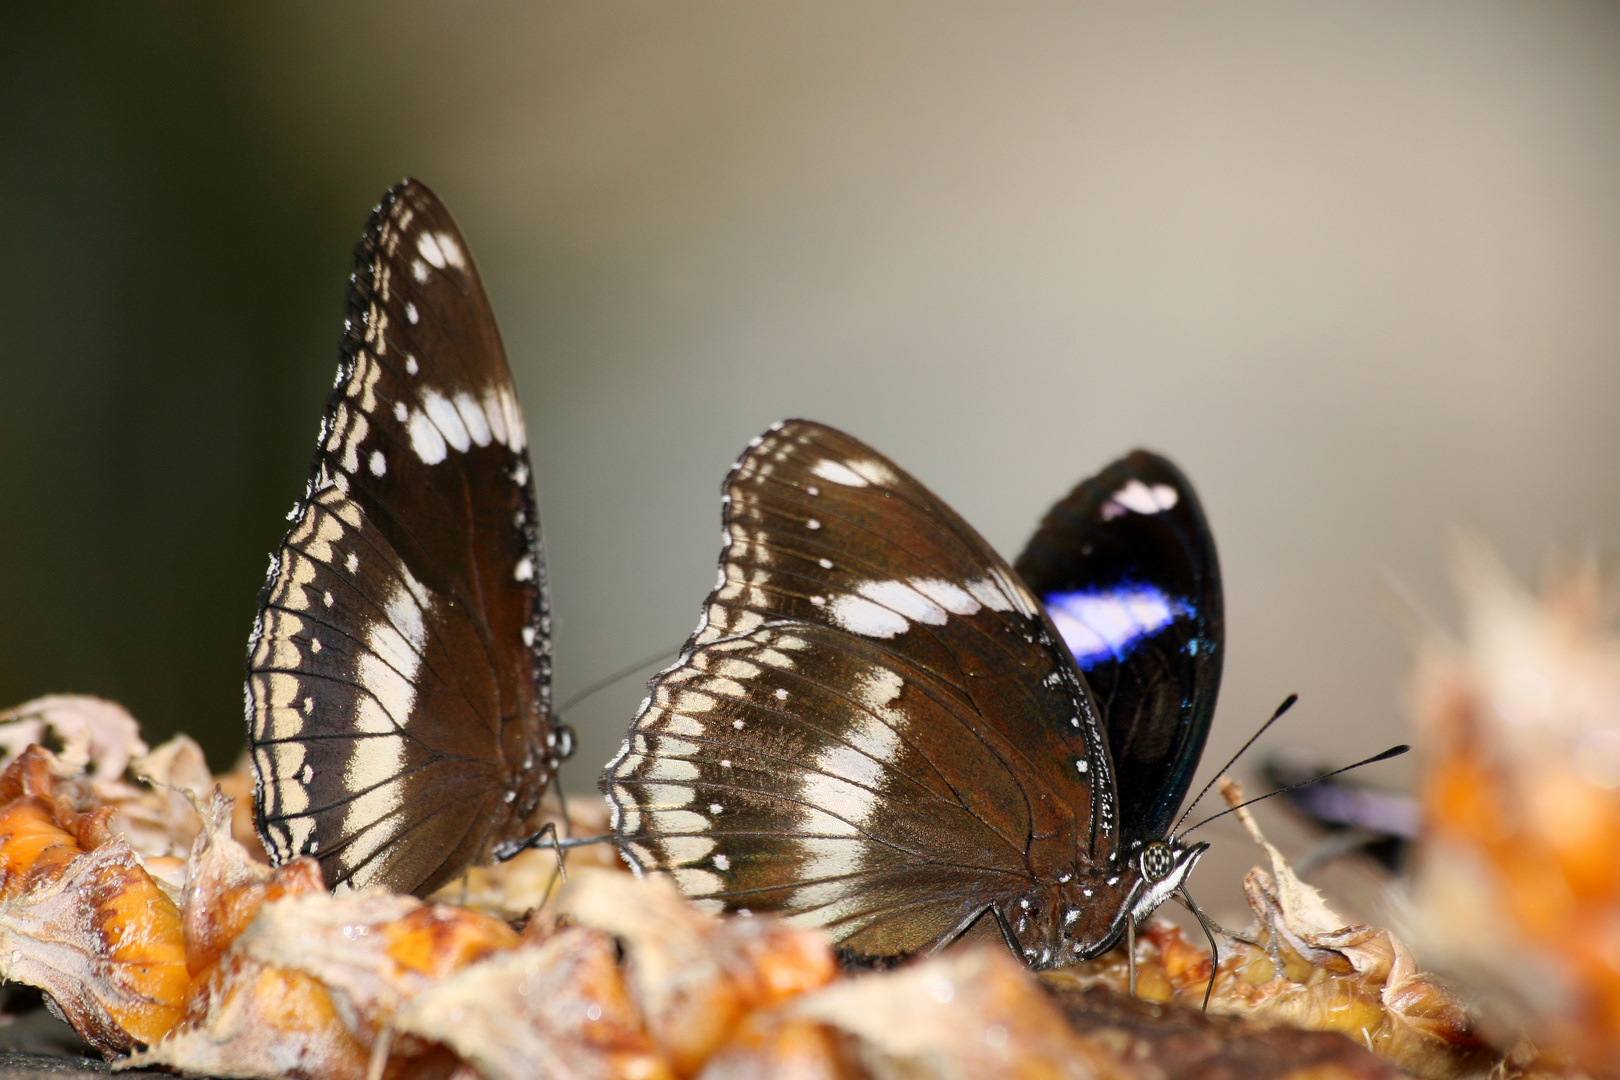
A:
336,567,432,855
647,757,700,782
407,408,448,464
823,577,985,638
811,459,868,487
965,576,1014,612
853,667,904,711
1110,479,1179,515
855,580,948,626
480,386,510,446
434,232,465,268
492,388,526,452
421,388,471,451
672,867,722,894
417,231,446,268
827,594,909,638
911,578,981,615
454,391,492,446
845,458,899,486
368,450,386,476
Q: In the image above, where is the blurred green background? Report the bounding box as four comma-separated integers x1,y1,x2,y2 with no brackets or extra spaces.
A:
3,3,1619,920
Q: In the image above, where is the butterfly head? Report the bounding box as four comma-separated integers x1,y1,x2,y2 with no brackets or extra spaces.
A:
1126,836,1208,925
1009,837,1208,969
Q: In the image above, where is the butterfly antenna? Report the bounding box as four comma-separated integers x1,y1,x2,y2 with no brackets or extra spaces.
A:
558,646,676,717
1172,693,1298,838
1181,744,1410,835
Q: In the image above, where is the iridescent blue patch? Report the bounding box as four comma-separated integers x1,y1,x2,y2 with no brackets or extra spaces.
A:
1043,585,1192,670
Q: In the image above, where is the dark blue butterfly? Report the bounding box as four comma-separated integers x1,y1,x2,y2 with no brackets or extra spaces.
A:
1014,450,1224,855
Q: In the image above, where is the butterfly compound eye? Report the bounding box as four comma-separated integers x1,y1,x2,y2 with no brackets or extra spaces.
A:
1140,842,1175,882
552,724,577,761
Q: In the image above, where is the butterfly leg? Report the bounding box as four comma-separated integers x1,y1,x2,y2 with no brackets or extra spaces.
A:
990,905,1022,960
1176,884,1220,1011
530,821,567,884
493,827,615,857
928,903,1013,958
1126,918,1137,998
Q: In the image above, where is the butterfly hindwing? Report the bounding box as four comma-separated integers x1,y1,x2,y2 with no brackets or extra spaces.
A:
248,180,560,896
606,421,1131,963
1013,450,1223,846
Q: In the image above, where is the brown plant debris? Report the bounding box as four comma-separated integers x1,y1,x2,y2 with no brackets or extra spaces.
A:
1048,780,1493,1079
1049,984,1400,1080
704,946,1132,1080
394,920,673,1080
557,869,838,1075
0,670,1607,1078
0,745,187,1054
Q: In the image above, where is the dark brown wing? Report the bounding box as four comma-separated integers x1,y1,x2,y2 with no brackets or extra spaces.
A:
248,180,561,896
605,420,1117,960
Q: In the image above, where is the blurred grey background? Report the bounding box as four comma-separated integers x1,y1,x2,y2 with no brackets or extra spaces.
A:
3,3,1619,922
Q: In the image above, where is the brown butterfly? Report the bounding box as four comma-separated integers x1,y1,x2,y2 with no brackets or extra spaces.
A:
248,180,573,896
605,420,1223,968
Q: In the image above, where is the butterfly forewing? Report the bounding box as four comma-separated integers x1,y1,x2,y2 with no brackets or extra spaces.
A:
1013,450,1223,845
606,421,1123,961
248,180,559,897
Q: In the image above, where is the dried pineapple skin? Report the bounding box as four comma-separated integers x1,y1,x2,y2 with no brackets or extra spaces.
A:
0,745,187,1053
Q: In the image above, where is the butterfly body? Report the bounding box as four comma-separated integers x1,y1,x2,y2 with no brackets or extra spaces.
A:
248,180,569,897
605,422,1219,968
